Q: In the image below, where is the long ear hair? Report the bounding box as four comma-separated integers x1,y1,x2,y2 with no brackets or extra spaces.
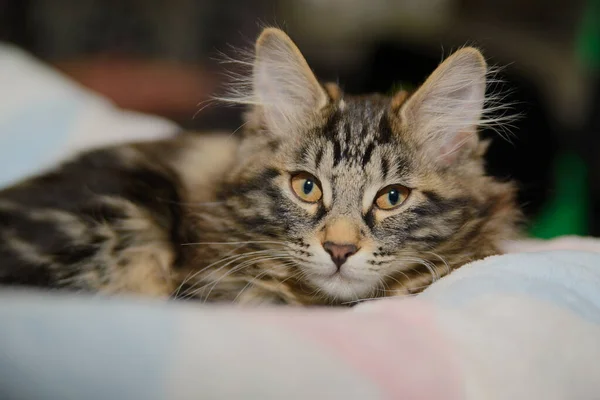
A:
397,47,515,165
215,28,329,137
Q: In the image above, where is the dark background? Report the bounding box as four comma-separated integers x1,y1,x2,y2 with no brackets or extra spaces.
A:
1,0,599,238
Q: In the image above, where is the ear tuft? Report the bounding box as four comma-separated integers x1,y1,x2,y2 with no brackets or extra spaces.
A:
399,47,488,165
253,28,328,135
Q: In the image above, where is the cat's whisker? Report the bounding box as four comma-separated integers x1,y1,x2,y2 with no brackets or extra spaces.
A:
276,268,304,286
378,288,408,293
341,297,386,306
181,240,292,247
393,256,440,283
407,283,437,292
347,278,361,304
174,271,197,298
208,252,291,280
192,253,294,299
180,253,291,299
381,260,413,282
303,279,325,301
371,275,387,300
173,244,252,297
229,120,250,137
233,260,299,303
379,256,439,295
222,243,247,257
383,273,404,286
343,280,422,305
175,250,268,297
174,249,286,297
202,255,297,302
425,251,452,276
193,98,216,119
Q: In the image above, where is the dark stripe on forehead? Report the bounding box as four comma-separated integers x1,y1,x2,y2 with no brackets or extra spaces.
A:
323,110,341,140
332,140,342,167
296,143,310,164
377,114,394,143
362,142,375,168
344,122,352,144
380,157,390,180
342,122,352,160
396,155,410,174
314,147,324,169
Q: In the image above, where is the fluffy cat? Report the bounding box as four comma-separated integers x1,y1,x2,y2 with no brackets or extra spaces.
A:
0,28,520,305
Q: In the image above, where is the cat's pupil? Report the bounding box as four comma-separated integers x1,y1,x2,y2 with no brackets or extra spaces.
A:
388,189,399,204
303,180,313,194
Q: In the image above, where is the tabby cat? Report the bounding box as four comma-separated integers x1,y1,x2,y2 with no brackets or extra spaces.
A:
0,28,520,305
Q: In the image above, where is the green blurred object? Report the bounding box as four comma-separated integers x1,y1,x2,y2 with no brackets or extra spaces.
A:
576,0,600,70
529,153,589,238
529,0,599,238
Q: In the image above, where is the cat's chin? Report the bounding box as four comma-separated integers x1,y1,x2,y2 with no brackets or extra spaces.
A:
308,272,376,302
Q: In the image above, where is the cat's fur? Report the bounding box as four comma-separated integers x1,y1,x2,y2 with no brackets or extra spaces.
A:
0,28,521,305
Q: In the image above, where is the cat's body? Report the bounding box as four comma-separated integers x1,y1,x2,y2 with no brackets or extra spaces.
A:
0,29,521,305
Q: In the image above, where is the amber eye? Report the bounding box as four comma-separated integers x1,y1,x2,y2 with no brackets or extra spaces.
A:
374,185,410,210
290,172,323,203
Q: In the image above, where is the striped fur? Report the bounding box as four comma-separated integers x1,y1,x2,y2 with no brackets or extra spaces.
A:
0,29,521,305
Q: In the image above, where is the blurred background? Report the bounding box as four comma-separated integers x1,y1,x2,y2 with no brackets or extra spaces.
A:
0,0,599,238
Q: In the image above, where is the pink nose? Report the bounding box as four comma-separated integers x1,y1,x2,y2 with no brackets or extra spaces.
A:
322,242,358,269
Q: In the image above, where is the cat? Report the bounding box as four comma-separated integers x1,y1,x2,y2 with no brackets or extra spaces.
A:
0,28,521,305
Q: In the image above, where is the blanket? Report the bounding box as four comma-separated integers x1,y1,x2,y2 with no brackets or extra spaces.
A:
1,247,600,399
0,42,179,188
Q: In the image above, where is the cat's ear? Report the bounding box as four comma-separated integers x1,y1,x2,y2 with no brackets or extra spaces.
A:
397,47,487,165
253,28,329,134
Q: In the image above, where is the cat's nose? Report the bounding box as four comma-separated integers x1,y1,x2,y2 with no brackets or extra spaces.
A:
323,242,358,269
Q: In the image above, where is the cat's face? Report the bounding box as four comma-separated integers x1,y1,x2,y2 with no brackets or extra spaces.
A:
235,96,484,301
221,29,518,302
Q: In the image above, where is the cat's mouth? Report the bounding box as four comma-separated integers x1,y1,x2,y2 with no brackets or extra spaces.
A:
333,270,362,281
312,267,360,281
307,267,377,301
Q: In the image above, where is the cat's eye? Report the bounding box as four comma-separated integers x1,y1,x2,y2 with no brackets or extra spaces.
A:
290,172,322,203
374,185,410,210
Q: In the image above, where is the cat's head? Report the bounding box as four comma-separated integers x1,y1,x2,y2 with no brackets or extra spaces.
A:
220,28,519,303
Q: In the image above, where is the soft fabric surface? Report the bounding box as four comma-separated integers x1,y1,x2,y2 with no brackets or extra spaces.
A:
1,248,600,400
0,42,179,188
